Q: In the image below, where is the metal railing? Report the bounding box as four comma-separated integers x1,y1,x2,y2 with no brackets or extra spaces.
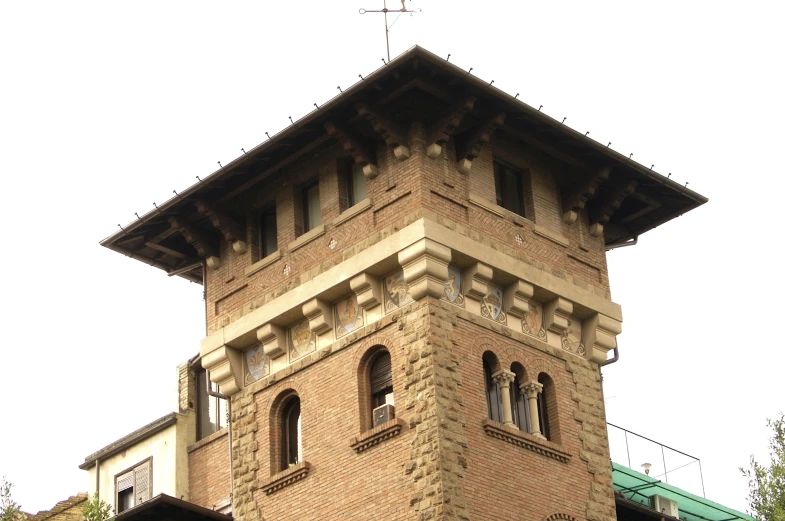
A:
607,422,706,498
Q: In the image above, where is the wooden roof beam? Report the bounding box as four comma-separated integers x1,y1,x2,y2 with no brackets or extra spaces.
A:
193,199,247,254
455,112,507,173
324,121,379,178
561,166,612,224
501,124,592,171
589,180,639,237
426,96,476,159
168,216,221,269
355,102,410,161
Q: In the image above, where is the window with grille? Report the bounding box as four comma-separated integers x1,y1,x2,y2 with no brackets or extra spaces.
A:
115,459,151,513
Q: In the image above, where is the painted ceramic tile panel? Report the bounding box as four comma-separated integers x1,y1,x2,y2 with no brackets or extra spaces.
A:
561,318,585,355
244,344,270,385
442,266,465,307
522,301,547,341
480,284,507,324
289,319,316,362
335,293,364,338
383,270,413,313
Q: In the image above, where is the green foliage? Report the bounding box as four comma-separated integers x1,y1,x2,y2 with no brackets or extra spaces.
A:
82,493,112,521
0,478,23,521
742,414,785,521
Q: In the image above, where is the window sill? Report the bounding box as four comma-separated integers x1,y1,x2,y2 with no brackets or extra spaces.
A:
288,224,325,252
533,224,570,247
349,417,406,453
334,198,371,227
468,193,505,218
260,461,311,495
244,250,282,277
482,419,570,463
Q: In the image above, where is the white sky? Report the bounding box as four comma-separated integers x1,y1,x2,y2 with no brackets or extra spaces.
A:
1,0,782,514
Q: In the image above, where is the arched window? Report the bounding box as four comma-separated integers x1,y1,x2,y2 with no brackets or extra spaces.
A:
369,351,394,426
538,373,558,442
511,363,531,432
281,396,302,469
483,352,502,423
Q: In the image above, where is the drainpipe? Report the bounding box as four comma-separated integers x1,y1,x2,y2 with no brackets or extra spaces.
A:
605,236,638,251
205,370,233,505
95,458,100,499
599,346,619,367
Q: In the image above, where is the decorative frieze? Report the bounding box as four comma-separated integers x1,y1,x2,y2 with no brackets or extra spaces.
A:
582,313,622,364
441,265,465,307
382,270,413,313
397,238,451,301
334,294,364,339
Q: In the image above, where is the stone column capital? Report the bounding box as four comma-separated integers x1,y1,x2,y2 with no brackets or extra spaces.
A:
491,369,516,387
521,380,543,398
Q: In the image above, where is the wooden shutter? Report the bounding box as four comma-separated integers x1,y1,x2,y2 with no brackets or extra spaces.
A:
116,472,133,492
370,352,392,394
134,460,151,502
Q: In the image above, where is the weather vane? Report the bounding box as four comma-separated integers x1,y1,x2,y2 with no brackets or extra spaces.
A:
359,0,421,62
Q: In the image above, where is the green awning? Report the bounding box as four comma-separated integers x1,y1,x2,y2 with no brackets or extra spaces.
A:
612,463,755,521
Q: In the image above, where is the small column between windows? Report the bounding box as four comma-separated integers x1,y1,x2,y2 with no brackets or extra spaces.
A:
491,370,516,427
522,381,545,439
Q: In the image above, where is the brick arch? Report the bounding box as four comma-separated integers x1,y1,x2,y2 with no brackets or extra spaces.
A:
544,513,578,521
525,356,564,386
351,335,396,378
354,337,398,431
262,379,307,420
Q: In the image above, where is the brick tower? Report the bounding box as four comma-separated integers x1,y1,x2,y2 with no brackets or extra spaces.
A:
101,46,707,520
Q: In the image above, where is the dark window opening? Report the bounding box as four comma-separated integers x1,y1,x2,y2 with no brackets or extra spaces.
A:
347,162,368,208
370,351,394,418
493,161,526,217
511,374,531,432
258,206,277,258
538,381,550,440
197,368,227,441
282,397,302,469
303,181,321,232
483,358,503,423
117,488,133,513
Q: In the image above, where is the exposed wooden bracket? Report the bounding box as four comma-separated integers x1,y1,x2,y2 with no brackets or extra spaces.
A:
561,166,612,224
589,180,638,237
355,102,410,161
455,112,507,173
426,96,476,159
324,121,379,178
168,216,220,268
193,199,247,254
619,192,662,224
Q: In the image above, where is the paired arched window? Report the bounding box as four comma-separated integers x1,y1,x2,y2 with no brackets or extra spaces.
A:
281,396,302,469
483,352,503,424
511,363,531,432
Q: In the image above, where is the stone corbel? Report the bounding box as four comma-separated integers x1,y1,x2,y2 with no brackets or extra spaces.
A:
503,280,534,319
561,166,611,224
543,297,574,336
462,262,493,302
582,313,622,364
355,102,410,161
455,112,507,174
193,199,247,254
201,345,243,396
257,323,287,359
302,298,334,335
324,121,379,179
589,180,638,237
350,272,382,311
398,238,451,301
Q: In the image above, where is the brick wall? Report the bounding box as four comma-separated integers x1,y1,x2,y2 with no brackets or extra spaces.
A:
188,430,231,509
204,126,611,336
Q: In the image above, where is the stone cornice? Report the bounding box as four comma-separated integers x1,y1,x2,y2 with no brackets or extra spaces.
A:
259,461,311,495
349,417,406,453
482,419,571,463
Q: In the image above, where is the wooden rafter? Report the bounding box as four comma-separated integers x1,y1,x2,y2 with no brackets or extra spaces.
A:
426,96,476,147
355,102,407,147
324,121,377,176
168,216,219,261
456,112,507,161
619,192,662,224
501,124,591,170
561,166,612,223
591,181,639,226
193,199,244,244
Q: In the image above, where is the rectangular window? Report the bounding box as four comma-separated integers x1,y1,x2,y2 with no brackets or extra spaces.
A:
115,459,151,513
347,163,367,207
197,368,228,440
303,181,321,232
493,161,525,217
258,205,277,258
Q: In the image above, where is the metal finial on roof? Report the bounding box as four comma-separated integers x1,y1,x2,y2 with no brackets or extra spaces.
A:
446,54,451,62
241,148,246,154
118,224,124,230
668,173,672,178
337,86,343,92
153,202,159,209
359,74,365,80
607,142,612,147
585,131,590,136
538,105,543,111
489,80,494,86
314,103,319,109
467,67,473,74
265,132,271,139
217,161,223,167
514,93,519,99
135,212,142,221
650,164,654,169
196,176,202,182
561,117,567,124
629,153,633,159
382,58,387,65
289,116,295,126
360,0,420,61
685,182,689,187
